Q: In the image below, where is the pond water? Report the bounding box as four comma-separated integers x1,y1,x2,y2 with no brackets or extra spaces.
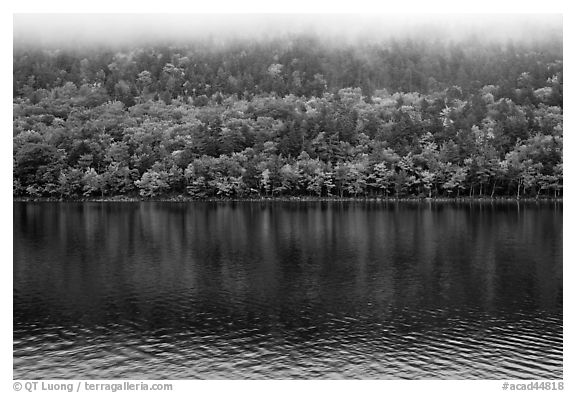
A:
13,201,563,379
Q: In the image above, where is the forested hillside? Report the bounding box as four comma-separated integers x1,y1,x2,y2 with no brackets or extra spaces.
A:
13,35,563,199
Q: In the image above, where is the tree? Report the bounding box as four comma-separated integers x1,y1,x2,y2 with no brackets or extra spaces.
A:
135,169,170,197
278,163,301,195
14,143,65,196
137,70,153,98
260,168,271,196
368,162,394,197
82,168,105,197
344,162,368,197
12,37,562,200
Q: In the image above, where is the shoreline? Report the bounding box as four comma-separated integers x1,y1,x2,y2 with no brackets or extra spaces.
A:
13,195,563,203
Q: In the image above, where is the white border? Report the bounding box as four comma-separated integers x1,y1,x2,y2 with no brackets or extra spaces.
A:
4,1,571,392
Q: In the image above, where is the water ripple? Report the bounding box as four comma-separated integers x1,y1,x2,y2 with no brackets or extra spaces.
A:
14,202,562,379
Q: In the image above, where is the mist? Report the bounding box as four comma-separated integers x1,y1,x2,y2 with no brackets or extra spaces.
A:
13,13,562,48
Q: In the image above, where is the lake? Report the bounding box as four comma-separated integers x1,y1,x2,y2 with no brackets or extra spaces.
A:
13,201,563,379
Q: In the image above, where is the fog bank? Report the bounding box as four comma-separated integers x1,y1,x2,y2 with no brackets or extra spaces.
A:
14,14,562,47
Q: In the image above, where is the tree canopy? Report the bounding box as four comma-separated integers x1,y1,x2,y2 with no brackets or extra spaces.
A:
13,35,562,199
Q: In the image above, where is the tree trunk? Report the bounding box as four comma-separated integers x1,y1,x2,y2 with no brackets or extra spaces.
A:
491,181,496,198
517,181,521,199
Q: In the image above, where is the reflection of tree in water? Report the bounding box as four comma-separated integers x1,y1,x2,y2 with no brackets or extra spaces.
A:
13,202,563,379
15,202,562,319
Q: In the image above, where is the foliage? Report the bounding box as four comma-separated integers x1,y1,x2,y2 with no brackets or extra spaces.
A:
13,35,562,199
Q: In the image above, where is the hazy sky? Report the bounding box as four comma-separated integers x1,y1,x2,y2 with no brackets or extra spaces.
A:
13,14,562,47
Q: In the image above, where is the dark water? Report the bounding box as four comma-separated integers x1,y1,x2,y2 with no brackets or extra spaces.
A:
13,201,562,379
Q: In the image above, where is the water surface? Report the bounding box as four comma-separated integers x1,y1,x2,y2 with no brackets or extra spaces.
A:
13,201,563,379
